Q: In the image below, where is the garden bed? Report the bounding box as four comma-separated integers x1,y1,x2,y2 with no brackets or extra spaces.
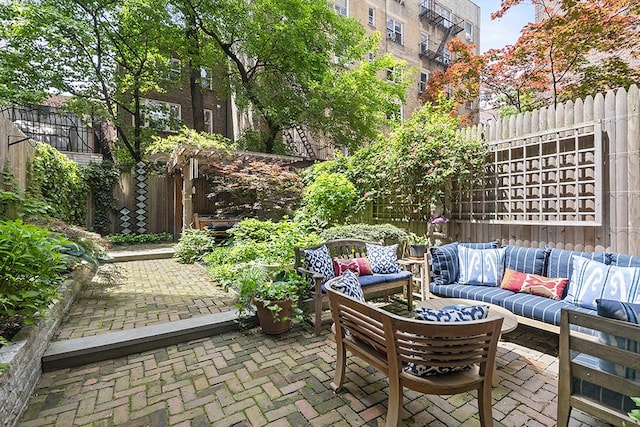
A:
0,267,94,427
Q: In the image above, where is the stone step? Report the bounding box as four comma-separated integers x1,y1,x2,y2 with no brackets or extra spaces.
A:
102,247,175,263
42,310,253,372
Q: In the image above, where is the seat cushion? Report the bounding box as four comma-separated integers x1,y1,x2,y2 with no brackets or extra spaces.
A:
504,245,549,275
322,270,411,293
608,252,640,267
405,305,490,377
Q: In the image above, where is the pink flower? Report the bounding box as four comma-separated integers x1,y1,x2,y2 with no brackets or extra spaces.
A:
429,216,449,224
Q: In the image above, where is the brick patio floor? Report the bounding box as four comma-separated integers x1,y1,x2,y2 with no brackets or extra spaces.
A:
17,252,611,426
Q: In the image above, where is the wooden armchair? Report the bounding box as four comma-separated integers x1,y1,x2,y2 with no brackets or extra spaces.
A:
557,309,640,427
326,278,503,427
294,239,413,336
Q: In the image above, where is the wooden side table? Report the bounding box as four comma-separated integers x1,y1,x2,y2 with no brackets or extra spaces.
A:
398,256,429,301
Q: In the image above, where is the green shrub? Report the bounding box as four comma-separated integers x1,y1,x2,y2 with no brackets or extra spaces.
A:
301,171,357,227
174,229,217,263
108,233,173,245
204,218,322,290
0,220,68,343
321,223,409,246
83,161,120,235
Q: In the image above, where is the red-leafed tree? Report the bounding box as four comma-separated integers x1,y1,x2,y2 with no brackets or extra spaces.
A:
420,38,485,125
492,0,640,106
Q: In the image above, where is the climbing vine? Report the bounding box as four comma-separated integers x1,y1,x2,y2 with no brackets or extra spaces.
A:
28,143,88,225
83,161,120,235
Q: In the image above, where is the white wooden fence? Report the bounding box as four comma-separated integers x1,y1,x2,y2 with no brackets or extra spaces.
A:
453,85,640,256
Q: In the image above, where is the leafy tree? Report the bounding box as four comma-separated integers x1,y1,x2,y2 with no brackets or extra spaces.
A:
421,38,485,125
491,0,640,106
0,0,179,163
183,0,409,153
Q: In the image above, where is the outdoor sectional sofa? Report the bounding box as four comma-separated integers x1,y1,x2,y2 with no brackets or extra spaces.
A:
427,241,640,423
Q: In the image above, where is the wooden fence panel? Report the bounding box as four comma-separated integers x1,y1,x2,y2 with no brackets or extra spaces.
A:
448,85,640,256
0,118,34,190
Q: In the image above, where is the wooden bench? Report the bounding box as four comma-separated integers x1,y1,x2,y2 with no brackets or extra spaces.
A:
326,278,504,427
294,239,413,336
558,309,640,426
192,214,238,238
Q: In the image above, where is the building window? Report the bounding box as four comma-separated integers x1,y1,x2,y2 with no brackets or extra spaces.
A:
204,109,213,134
368,7,375,26
201,68,213,90
435,4,452,28
420,33,429,54
419,71,429,94
140,99,182,132
386,66,403,84
333,0,347,16
465,22,474,42
386,18,403,45
168,58,181,81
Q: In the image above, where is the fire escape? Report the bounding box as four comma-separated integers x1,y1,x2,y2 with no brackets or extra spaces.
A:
418,0,464,68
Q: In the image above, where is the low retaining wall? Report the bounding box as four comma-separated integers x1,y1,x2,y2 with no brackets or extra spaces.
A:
0,267,93,427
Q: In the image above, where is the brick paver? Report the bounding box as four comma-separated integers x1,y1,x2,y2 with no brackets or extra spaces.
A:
19,251,613,426
54,259,235,340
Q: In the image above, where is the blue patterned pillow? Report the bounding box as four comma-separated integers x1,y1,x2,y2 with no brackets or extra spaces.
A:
365,243,400,274
458,246,506,286
430,241,500,285
406,304,490,377
596,299,640,380
504,245,549,275
430,242,459,285
303,245,335,285
565,256,640,310
329,270,365,302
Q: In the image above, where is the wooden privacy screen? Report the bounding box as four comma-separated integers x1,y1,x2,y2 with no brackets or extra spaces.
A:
456,121,603,226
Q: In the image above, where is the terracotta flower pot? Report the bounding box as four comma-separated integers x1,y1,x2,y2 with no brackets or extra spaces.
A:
254,298,293,335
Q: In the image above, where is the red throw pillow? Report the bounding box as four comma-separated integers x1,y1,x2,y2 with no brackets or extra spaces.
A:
500,268,568,300
333,257,373,276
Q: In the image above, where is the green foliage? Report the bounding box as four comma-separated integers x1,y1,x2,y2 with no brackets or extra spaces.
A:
408,233,427,244
108,233,173,245
1,166,54,221
174,229,217,264
320,223,409,246
232,265,306,324
205,218,322,290
0,220,67,340
83,161,120,235
301,171,357,227
146,128,236,156
28,143,88,225
630,396,640,422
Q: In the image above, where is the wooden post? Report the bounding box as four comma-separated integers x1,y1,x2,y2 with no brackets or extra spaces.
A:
183,159,194,233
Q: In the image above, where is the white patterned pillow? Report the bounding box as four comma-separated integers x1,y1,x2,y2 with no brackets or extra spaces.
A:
458,246,506,286
329,270,365,302
406,304,490,377
303,245,335,285
365,243,401,274
565,255,640,310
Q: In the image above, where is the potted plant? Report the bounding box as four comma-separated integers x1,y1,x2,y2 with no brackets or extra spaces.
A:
233,265,306,334
408,233,428,258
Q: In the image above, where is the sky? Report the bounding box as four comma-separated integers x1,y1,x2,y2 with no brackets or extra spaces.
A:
475,0,536,53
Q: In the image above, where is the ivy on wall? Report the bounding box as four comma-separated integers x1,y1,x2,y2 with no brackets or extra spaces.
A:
28,143,88,225
83,161,120,235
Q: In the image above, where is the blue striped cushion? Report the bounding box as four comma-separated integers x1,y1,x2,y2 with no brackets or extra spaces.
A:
565,256,640,310
608,252,640,267
596,299,640,380
545,248,609,298
430,241,500,286
458,246,506,286
504,245,549,275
